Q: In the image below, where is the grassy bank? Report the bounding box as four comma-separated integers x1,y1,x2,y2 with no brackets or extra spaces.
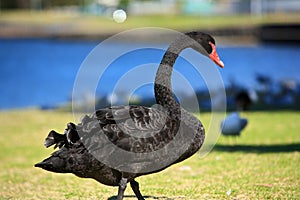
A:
0,110,299,199
1,11,300,38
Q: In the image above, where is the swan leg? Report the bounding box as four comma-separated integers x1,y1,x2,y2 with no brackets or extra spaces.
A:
130,179,145,200
116,177,127,200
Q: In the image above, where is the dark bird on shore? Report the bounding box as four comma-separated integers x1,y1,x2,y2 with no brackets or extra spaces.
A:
221,112,248,136
235,90,252,111
35,31,224,200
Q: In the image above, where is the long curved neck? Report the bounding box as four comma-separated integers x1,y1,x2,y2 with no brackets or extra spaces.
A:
154,41,186,112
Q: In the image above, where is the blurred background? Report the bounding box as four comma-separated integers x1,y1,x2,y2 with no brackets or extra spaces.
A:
1,0,300,111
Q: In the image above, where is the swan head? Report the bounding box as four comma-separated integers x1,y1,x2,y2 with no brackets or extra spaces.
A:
185,31,224,68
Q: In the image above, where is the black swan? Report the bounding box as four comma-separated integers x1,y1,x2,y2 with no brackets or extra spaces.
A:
35,31,224,200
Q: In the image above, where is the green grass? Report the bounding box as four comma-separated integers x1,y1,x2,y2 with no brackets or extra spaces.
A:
0,110,299,199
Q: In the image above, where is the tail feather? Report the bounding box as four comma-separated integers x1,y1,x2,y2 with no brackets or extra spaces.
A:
66,123,80,145
44,130,65,148
44,123,80,149
36,123,82,174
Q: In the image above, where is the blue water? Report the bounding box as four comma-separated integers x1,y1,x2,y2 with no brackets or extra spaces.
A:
1,38,300,109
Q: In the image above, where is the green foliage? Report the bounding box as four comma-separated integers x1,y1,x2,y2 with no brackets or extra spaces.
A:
0,110,299,199
118,0,130,10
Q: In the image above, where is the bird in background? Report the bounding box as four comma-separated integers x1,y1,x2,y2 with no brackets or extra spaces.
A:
221,112,248,136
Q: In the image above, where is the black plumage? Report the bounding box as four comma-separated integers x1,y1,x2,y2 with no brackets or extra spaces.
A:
35,31,224,200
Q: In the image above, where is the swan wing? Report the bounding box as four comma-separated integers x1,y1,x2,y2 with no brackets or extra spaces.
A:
77,105,171,153
74,105,179,173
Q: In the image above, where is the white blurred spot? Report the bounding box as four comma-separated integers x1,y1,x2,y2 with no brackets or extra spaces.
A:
178,165,192,171
226,189,232,196
113,9,127,23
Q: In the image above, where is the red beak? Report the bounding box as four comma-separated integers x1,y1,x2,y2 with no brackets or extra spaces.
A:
209,42,224,68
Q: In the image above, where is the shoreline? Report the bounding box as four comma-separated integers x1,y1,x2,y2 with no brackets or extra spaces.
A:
1,11,300,43
0,22,258,45
1,23,299,45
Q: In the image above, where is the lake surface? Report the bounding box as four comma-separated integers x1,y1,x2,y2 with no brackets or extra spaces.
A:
1,38,300,109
